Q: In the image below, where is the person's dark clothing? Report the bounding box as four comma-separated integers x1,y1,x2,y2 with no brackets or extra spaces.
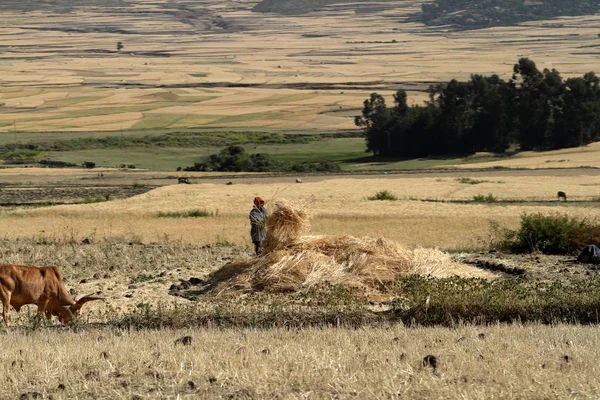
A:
250,206,267,255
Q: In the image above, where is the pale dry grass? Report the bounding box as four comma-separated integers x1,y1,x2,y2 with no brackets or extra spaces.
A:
455,142,600,169
2,173,599,249
1,324,598,399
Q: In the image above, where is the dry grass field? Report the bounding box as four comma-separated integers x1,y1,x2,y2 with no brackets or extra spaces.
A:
3,3,600,398
2,167,600,399
0,0,599,133
2,165,600,249
2,324,599,399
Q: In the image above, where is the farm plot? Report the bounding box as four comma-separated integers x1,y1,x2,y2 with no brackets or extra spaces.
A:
2,168,600,248
0,1,598,133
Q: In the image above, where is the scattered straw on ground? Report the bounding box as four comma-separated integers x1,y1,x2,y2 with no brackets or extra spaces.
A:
206,201,494,297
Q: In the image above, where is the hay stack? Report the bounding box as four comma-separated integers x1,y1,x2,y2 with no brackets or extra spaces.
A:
264,201,309,251
207,201,493,296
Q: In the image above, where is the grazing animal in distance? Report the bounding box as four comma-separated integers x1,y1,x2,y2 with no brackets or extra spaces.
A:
178,177,191,184
295,178,302,183
557,191,567,201
226,181,233,186
0,264,104,326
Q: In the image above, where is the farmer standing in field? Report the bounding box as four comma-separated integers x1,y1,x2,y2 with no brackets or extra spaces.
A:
249,196,268,255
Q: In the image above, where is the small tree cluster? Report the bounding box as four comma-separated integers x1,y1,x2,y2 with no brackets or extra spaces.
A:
356,58,600,158
182,146,341,173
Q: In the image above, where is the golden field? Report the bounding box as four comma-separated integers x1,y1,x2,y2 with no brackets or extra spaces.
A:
3,3,600,398
1,165,600,249
0,0,599,132
1,324,599,399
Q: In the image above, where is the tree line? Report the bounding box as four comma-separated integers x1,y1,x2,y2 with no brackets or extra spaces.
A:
355,58,600,158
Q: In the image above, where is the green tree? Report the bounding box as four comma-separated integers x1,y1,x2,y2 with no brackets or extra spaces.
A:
355,93,392,156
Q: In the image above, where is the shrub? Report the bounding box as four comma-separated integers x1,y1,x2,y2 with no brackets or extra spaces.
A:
493,213,600,254
82,161,96,168
291,161,341,173
456,177,486,185
367,190,398,201
473,193,496,203
39,160,77,168
158,210,212,218
183,146,341,173
6,150,40,160
131,273,154,284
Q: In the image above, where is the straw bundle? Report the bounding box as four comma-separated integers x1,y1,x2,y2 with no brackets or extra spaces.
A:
264,201,309,251
206,201,494,296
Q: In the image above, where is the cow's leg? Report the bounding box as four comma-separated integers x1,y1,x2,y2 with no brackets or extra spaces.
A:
0,288,10,326
36,297,50,321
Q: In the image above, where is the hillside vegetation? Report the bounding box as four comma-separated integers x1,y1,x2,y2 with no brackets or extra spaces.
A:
422,0,600,28
357,58,600,158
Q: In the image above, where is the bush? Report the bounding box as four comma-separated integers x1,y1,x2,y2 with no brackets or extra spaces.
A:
39,160,78,168
158,210,212,218
473,193,497,203
291,161,341,173
456,177,486,185
183,146,341,173
493,213,600,254
82,161,96,168
6,150,40,160
183,146,285,172
367,190,398,201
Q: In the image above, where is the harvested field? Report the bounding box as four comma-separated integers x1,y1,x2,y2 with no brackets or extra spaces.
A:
0,185,152,205
1,166,600,248
2,325,600,399
0,1,599,133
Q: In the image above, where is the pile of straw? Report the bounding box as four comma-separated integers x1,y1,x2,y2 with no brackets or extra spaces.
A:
206,201,493,296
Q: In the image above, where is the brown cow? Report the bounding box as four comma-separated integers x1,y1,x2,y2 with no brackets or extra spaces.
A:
0,264,104,326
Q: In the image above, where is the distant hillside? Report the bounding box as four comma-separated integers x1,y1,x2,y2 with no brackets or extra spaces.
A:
253,0,399,15
422,0,600,28
0,0,125,13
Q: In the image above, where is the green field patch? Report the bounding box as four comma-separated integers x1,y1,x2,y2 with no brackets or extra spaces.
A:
158,209,213,218
63,105,157,118
45,95,106,107
43,146,217,170
169,115,220,127
131,113,190,130
190,73,209,78
207,111,295,125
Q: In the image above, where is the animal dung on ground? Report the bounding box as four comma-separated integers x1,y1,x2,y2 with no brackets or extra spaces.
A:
199,201,493,298
174,336,193,346
423,355,438,369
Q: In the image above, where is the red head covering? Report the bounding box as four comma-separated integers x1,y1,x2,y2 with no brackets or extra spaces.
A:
253,196,264,206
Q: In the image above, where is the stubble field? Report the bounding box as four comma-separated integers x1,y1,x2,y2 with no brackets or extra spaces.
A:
3,1,600,398
0,0,599,135
4,324,600,399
